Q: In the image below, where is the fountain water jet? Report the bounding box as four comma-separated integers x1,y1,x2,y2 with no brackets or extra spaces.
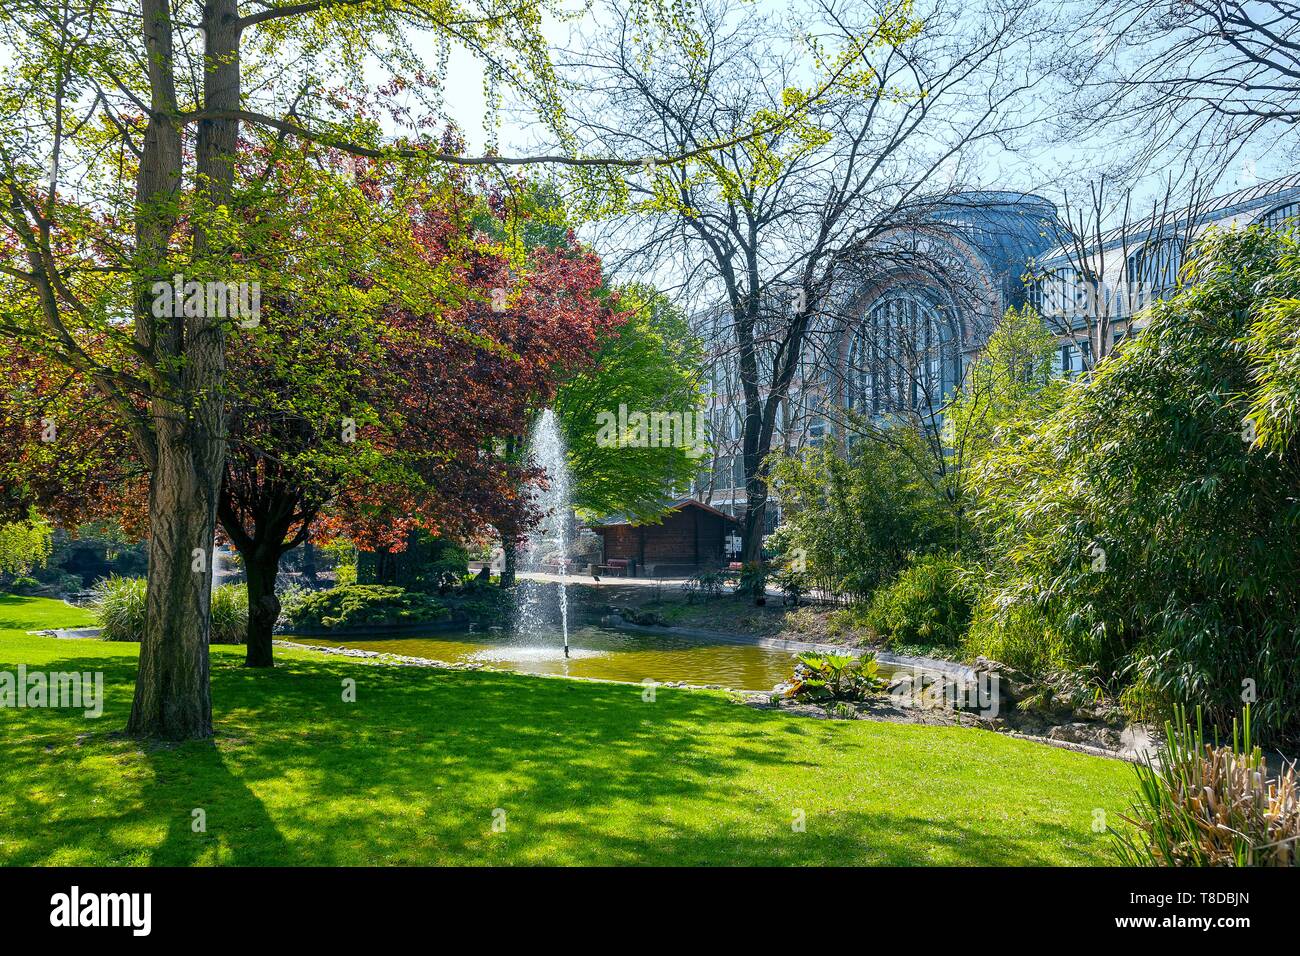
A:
515,409,574,658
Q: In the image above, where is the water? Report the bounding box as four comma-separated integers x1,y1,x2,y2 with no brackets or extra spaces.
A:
211,545,226,595
515,410,573,657
303,625,805,690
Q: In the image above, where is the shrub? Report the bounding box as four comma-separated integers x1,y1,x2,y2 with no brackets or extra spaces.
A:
863,555,971,650
967,228,1300,740
210,584,248,644
961,597,1073,676
772,567,809,606
93,575,248,643
683,569,726,602
734,562,768,602
279,584,450,631
768,437,956,603
7,575,44,595
92,575,146,640
825,603,871,640
48,572,86,596
783,652,887,701
1114,706,1300,866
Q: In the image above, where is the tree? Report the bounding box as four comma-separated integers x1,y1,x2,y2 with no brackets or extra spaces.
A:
969,226,1300,740
554,284,707,522
0,0,583,739
1063,0,1300,167
948,304,1065,464
1028,175,1215,372
767,437,954,603
566,0,1047,560
0,511,52,577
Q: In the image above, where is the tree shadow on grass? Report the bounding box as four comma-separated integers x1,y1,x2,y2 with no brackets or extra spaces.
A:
5,643,1128,866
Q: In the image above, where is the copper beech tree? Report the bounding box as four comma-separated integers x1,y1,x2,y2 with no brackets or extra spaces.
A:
0,149,619,670
0,0,874,739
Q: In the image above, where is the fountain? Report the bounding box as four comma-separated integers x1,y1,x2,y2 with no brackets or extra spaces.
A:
514,409,574,659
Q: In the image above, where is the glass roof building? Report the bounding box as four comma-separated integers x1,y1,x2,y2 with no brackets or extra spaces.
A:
694,175,1300,531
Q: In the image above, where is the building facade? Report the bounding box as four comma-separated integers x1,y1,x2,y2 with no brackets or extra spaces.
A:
692,174,1300,542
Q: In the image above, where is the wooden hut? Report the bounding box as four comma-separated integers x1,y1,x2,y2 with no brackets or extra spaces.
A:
588,499,741,577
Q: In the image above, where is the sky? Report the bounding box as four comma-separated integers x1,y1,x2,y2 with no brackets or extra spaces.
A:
372,0,1291,244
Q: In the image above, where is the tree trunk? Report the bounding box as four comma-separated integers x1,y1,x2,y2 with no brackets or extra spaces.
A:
742,486,767,565
126,428,215,739
242,547,280,668
301,538,319,588
500,536,517,588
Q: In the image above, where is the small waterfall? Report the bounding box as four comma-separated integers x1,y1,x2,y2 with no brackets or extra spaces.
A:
515,409,574,658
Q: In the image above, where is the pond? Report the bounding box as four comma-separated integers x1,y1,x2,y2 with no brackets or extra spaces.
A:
298,624,807,691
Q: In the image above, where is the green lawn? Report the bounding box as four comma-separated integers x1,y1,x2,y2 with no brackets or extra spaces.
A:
0,594,1135,865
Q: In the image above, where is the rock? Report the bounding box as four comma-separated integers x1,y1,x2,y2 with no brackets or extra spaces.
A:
972,656,1033,705
1046,722,1093,744
1046,722,1125,750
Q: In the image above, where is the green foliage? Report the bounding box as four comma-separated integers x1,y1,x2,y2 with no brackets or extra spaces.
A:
1113,706,1300,866
864,554,971,650
280,585,450,631
735,562,768,600
359,535,470,592
784,651,887,701
683,568,727,602
768,439,954,603
42,521,147,587
947,304,1067,466
967,227,1300,740
556,285,707,522
961,597,1074,676
0,511,52,576
91,576,147,642
771,567,809,605
93,575,246,643
210,585,249,646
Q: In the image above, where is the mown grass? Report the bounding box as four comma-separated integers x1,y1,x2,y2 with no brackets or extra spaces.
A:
0,593,1133,865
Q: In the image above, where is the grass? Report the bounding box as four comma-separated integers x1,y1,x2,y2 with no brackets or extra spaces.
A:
0,593,1134,866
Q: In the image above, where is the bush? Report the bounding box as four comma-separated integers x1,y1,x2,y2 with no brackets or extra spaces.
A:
768,436,956,603
210,584,248,644
961,597,1073,676
772,567,809,606
782,652,887,701
48,572,86,596
734,562,768,602
1114,706,1300,866
683,568,727,602
864,555,971,650
92,575,146,641
93,575,248,643
7,575,44,595
967,228,1300,740
825,603,871,640
279,584,450,631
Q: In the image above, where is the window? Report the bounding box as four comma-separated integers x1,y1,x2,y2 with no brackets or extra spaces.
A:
1127,238,1181,307
849,293,956,416
1036,267,1083,318
1259,202,1300,231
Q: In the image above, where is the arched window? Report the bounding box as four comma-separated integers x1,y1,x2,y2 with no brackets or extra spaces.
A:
1259,202,1300,231
847,292,957,416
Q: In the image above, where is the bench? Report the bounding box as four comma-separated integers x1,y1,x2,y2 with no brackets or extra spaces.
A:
592,558,633,577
